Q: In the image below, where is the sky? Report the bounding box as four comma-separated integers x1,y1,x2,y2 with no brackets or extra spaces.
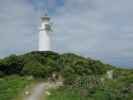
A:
0,0,133,68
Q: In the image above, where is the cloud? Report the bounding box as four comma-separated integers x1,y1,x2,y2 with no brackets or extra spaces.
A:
0,0,133,67
0,0,40,57
52,0,133,67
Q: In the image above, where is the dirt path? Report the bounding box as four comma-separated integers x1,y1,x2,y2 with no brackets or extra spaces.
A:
23,82,62,100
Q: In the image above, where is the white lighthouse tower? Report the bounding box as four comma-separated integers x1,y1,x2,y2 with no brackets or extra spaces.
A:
39,13,52,51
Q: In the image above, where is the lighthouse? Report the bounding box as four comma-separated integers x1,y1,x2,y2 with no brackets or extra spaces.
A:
39,13,52,51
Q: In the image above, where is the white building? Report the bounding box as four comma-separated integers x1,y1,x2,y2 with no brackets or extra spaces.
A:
39,13,52,51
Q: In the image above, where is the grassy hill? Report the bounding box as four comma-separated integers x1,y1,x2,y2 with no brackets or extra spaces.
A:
0,51,113,78
0,51,132,100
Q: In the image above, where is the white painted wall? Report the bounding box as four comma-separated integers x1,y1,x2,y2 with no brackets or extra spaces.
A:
39,20,51,51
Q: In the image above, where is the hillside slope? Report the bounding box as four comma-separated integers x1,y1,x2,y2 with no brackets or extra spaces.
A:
0,51,132,100
0,51,114,77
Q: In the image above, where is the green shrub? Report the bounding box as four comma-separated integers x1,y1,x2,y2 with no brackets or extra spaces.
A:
22,61,46,77
0,55,23,75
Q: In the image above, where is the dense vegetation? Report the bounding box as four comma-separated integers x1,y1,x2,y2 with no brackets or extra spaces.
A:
0,51,132,100
0,51,112,78
0,76,30,100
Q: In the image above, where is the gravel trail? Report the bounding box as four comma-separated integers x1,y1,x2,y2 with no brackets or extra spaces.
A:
23,82,62,100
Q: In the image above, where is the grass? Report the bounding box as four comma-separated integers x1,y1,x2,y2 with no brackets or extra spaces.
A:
46,87,123,100
0,75,30,100
46,87,89,100
46,75,133,100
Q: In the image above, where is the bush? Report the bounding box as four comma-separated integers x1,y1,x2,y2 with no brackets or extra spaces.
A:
0,55,23,75
22,61,46,77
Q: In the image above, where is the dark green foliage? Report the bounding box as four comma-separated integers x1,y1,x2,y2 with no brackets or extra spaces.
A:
22,60,46,77
59,53,110,85
21,51,60,78
0,55,23,75
60,53,93,75
0,51,111,78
